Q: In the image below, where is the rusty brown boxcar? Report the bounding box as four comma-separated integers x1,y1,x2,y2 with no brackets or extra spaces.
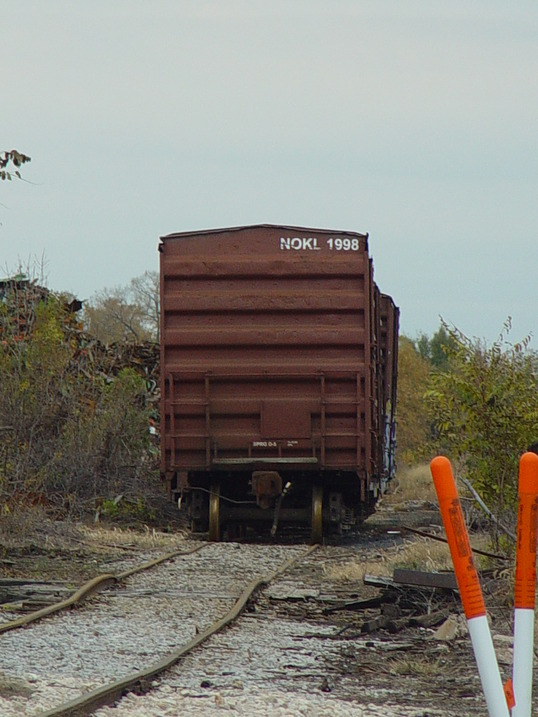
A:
159,224,398,542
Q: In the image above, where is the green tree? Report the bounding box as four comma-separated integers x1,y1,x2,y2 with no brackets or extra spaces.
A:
425,320,538,527
429,325,457,369
416,325,456,369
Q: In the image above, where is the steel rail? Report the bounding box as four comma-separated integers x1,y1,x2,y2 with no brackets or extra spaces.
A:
0,544,207,635
40,544,319,717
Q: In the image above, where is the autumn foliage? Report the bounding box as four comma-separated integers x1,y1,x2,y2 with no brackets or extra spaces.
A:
425,321,538,516
395,337,431,463
397,321,538,533
0,283,157,517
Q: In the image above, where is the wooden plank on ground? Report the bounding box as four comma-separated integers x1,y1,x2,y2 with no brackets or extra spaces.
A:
392,568,458,591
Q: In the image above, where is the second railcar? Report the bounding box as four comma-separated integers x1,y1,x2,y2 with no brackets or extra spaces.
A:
159,224,398,542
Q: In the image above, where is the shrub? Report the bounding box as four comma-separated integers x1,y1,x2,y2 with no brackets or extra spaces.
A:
396,337,431,463
0,295,158,517
425,320,538,531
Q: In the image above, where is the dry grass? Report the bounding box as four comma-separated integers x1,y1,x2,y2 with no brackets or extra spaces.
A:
323,536,454,583
0,508,185,554
78,524,186,550
384,463,438,506
324,531,495,583
0,505,50,548
389,656,442,677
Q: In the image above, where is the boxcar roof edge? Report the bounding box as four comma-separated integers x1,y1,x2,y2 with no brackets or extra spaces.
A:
160,223,369,245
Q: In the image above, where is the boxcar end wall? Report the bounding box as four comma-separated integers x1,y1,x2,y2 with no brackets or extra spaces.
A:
159,224,398,542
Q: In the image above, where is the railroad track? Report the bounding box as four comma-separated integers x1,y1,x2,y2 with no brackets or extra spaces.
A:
0,540,319,716
0,543,208,637
0,519,499,716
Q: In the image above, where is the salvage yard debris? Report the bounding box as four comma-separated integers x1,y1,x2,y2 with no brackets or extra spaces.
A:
324,567,465,636
0,578,71,612
0,275,160,400
0,275,161,516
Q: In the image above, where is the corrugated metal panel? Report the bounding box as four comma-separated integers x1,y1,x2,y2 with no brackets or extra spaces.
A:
160,225,382,479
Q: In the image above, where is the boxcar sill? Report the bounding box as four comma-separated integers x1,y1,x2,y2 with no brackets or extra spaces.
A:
211,457,319,465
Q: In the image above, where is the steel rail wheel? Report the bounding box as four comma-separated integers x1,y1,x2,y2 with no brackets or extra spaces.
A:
311,484,323,544
208,481,221,541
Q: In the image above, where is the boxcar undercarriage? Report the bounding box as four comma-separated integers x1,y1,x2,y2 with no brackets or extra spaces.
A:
172,468,378,543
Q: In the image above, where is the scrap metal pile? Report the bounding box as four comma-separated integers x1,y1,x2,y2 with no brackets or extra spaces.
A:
0,275,160,409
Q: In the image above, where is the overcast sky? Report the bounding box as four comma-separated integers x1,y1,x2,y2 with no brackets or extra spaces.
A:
2,1,537,343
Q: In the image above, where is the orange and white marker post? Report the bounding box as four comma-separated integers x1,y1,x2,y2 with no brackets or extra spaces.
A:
512,451,538,717
430,456,510,717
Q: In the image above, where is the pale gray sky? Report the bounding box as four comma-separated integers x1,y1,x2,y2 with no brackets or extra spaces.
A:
2,1,537,343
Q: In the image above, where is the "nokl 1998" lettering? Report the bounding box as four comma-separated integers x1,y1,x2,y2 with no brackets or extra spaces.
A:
280,237,321,251
280,236,361,251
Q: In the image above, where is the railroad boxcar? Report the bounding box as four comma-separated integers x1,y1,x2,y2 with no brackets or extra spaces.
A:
159,224,398,542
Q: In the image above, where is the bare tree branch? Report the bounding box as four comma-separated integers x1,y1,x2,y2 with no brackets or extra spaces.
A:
460,476,516,542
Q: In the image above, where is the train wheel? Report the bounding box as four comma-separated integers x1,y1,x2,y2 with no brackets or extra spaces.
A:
208,481,221,542
311,484,323,544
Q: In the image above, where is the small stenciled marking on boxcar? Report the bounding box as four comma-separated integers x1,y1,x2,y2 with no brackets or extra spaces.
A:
252,441,278,448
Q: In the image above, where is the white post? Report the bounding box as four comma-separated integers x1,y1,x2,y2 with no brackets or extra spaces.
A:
430,456,510,717
467,615,511,717
512,452,538,717
512,609,534,717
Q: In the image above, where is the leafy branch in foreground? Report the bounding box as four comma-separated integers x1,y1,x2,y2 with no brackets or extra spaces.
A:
0,149,31,181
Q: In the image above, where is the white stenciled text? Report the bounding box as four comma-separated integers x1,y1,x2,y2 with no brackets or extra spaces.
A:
279,236,360,251
326,237,360,251
280,237,321,251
